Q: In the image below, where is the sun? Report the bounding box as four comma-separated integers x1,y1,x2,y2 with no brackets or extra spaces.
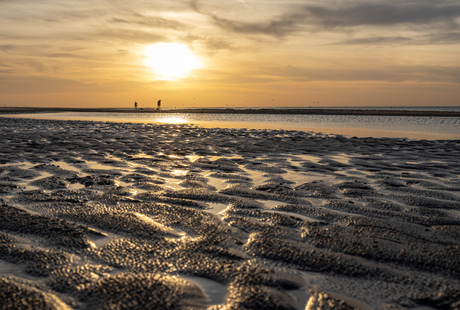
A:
143,43,202,80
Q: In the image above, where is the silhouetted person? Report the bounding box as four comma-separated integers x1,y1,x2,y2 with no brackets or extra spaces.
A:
134,101,138,109
157,100,161,110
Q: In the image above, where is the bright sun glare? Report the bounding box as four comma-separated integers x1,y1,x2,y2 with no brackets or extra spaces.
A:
144,43,202,80
157,116,187,124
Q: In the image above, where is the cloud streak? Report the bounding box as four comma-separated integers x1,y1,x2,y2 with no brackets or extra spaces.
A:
279,64,460,83
332,36,413,45
304,3,460,28
333,32,460,45
197,1,460,37
109,14,187,31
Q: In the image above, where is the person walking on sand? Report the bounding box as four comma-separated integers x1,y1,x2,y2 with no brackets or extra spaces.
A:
157,100,161,110
134,101,138,109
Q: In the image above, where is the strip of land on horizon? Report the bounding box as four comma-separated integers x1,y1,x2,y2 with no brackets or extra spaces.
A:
1,107,459,117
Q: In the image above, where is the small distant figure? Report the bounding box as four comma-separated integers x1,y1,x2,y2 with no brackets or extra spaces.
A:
157,100,161,110
134,101,138,109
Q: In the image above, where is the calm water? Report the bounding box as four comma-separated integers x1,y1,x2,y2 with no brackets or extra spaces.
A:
274,106,460,112
3,112,460,140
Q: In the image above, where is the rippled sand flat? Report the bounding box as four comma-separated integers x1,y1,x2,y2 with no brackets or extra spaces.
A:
1,117,460,310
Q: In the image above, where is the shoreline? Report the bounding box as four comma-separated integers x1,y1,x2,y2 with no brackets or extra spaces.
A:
1,106,460,117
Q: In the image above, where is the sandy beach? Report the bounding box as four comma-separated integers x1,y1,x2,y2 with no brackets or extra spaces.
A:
1,116,460,309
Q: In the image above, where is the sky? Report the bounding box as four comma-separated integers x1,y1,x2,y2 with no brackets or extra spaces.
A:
1,0,459,108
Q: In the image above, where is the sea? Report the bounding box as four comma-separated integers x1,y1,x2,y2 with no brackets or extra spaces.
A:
2,106,459,140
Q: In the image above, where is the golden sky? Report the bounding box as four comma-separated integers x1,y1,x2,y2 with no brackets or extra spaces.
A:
1,0,459,108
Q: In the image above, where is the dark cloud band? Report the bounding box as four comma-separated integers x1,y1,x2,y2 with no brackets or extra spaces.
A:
198,2,460,37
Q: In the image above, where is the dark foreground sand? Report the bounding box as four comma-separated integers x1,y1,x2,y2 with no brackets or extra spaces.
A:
1,117,460,310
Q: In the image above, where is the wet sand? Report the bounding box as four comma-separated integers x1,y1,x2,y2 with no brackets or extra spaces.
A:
1,117,460,309
1,106,460,117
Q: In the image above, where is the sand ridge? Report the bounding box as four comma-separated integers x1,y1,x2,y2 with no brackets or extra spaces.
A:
1,117,460,309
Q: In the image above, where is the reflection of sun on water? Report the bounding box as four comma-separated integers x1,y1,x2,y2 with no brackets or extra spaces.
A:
157,116,188,124
172,170,188,177
186,155,201,162
143,43,202,80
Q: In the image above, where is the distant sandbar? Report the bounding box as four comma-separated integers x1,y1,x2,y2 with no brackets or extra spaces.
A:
0,106,459,117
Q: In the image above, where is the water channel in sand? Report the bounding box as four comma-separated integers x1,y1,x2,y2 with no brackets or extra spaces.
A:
3,112,459,139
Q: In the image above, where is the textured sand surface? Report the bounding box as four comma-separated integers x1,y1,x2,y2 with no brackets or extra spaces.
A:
1,117,460,310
